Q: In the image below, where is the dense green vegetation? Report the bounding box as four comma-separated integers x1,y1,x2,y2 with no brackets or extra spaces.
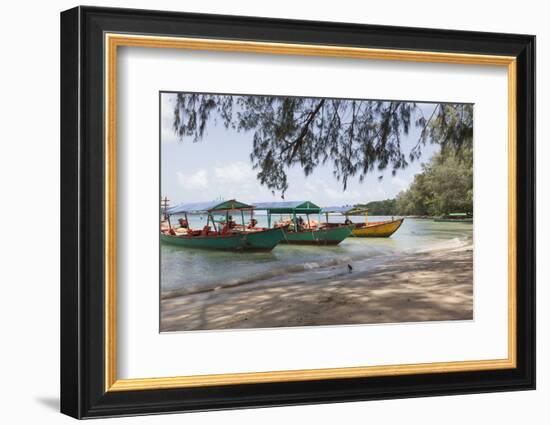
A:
356,199,397,216
358,146,473,217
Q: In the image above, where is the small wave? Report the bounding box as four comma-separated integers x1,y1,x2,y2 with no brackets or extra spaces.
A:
161,255,355,299
413,237,472,253
161,238,472,300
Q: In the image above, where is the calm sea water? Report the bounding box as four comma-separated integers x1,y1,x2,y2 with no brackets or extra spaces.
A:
160,216,472,295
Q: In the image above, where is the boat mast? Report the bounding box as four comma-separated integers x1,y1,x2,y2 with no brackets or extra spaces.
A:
161,196,172,230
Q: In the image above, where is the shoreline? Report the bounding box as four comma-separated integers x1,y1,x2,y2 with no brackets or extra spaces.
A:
160,244,473,332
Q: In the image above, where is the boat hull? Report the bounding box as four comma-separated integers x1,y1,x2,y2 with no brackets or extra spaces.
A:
351,218,404,238
160,227,284,251
281,225,354,245
242,227,286,250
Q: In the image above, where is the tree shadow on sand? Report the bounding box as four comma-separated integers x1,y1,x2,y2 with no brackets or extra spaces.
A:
160,251,473,332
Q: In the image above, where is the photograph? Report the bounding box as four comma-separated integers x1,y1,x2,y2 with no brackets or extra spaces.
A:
159,92,474,331
57,4,536,419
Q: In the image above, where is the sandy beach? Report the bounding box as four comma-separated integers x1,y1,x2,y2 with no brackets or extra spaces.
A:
160,244,473,332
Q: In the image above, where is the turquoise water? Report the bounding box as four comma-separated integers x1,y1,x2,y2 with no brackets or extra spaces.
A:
160,217,473,296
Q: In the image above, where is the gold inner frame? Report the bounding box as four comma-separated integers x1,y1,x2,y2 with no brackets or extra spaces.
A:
104,33,517,392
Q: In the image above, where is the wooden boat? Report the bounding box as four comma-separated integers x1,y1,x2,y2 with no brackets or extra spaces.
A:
321,206,404,238
282,224,355,245
160,227,285,251
160,199,285,251
253,201,354,245
352,219,404,237
434,213,473,223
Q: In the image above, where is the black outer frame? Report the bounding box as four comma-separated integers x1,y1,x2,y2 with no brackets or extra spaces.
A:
60,6,535,419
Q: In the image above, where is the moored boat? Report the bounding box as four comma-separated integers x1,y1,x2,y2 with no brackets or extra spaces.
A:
282,224,355,245
253,201,354,246
352,219,404,237
161,199,285,251
321,205,404,238
160,227,285,251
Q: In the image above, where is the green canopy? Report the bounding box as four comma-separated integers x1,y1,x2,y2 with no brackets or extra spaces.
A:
253,201,321,214
210,200,253,212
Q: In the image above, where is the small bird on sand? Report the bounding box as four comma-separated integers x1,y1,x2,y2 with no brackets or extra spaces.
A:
347,264,353,273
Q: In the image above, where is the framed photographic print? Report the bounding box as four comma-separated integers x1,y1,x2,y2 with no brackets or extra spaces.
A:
60,6,535,419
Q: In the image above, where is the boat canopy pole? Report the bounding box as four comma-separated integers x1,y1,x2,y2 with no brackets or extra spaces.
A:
241,209,245,229
210,213,218,233
267,212,271,228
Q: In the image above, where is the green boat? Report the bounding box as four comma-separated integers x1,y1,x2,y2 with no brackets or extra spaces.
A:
434,212,473,223
161,199,285,252
281,225,354,245
253,201,354,245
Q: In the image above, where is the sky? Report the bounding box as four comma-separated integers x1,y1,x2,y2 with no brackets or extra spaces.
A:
160,93,440,206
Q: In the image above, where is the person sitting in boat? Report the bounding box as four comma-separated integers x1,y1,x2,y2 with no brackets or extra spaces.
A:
344,217,353,225
178,217,189,229
296,216,305,230
227,215,236,229
248,218,258,229
160,220,170,232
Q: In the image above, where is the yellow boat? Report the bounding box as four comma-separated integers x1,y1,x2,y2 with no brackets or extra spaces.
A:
351,218,404,237
321,205,404,238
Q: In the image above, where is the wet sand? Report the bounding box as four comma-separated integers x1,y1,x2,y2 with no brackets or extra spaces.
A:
160,246,473,332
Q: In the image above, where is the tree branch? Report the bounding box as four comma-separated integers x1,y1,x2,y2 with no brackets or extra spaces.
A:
279,99,325,159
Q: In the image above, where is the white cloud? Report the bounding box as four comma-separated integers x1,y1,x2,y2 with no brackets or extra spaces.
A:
176,169,209,190
285,178,365,205
324,187,361,202
213,162,254,183
390,175,410,191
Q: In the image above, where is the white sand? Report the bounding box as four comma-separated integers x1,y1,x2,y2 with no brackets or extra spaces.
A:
161,246,473,331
